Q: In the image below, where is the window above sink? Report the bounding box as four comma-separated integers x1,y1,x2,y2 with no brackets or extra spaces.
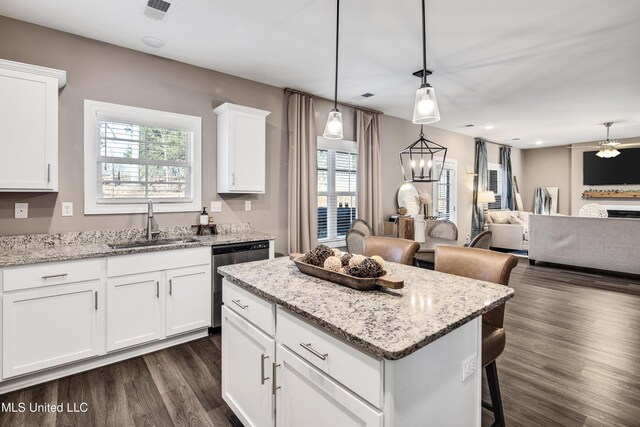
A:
83,100,202,215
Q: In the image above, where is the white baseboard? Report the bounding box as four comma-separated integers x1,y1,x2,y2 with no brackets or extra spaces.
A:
0,328,209,394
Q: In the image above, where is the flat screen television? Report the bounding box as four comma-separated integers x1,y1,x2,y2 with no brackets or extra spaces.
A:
583,147,640,185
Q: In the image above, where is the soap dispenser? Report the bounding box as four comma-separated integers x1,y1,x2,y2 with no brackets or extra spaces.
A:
200,207,209,225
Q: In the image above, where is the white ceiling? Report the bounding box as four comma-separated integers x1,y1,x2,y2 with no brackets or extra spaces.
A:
1,0,639,148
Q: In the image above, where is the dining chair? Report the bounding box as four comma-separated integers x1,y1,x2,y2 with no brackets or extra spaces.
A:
350,219,373,236
434,245,518,427
362,236,420,265
429,219,458,241
346,229,367,255
469,230,492,249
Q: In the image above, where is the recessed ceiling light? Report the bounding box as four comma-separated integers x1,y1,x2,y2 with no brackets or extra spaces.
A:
142,36,165,48
484,124,494,130
465,124,475,127
535,140,543,145
512,138,520,141
361,93,374,98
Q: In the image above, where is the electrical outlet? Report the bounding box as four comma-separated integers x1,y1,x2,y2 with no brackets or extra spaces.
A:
211,201,222,213
15,203,28,219
462,355,478,382
62,202,73,217
245,201,251,211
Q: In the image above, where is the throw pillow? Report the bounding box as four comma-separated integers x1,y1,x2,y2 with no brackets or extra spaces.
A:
517,211,530,223
490,211,511,224
508,215,525,226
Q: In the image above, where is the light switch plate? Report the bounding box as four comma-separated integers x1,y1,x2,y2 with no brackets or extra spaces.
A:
211,201,222,213
15,203,28,219
62,202,73,217
245,201,251,211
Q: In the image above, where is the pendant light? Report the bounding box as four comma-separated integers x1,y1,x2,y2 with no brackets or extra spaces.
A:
596,122,620,158
323,0,344,140
412,0,440,124
399,125,447,182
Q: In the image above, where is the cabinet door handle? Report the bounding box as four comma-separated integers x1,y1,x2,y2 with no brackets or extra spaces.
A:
272,363,281,395
94,291,98,310
42,273,67,280
156,281,160,298
169,279,173,295
231,299,248,309
232,172,236,186
47,163,51,183
300,342,328,360
260,354,270,385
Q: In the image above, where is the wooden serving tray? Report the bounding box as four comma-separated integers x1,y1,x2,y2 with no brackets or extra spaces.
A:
289,254,404,291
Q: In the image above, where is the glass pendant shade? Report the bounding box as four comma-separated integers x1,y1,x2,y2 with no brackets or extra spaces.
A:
323,109,344,140
413,84,440,124
399,128,447,182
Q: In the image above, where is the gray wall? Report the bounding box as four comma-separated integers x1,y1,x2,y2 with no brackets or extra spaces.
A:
521,136,640,215
0,16,523,248
521,146,572,214
0,16,289,252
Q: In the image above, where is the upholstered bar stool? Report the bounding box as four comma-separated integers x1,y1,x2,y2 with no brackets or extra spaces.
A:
362,236,420,265
435,246,518,427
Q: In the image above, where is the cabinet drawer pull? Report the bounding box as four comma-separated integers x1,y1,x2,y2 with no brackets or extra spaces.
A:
300,342,328,360
47,163,51,183
156,281,160,298
232,172,236,186
232,299,248,310
272,363,281,395
260,354,270,385
42,273,67,280
94,291,98,310
169,279,173,295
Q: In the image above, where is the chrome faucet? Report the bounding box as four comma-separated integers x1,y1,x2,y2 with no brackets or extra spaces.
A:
146,200,160,240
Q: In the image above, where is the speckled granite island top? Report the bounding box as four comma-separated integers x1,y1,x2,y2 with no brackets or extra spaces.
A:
219,257,514,360
0,227,276,267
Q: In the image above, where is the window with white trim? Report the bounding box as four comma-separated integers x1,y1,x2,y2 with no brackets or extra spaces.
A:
488,162,502,210
84,100,201,214
317,137,357,244
432,158,457,223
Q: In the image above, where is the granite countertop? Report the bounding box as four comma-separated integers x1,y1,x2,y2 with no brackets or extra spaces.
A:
0,230,277,268
219,257,514,360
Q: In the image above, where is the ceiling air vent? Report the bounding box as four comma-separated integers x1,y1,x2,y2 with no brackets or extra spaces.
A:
145,0,171,20
147,0,171,12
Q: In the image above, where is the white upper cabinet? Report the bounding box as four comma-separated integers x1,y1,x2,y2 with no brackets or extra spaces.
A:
214,103,270,193
0,59,66,192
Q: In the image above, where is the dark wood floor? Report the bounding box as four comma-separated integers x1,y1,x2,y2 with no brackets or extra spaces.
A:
2,259,639,427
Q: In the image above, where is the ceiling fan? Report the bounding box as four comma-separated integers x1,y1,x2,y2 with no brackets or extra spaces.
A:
579,122,640,158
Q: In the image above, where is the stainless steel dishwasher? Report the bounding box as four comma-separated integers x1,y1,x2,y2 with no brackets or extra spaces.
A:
211,240,270,330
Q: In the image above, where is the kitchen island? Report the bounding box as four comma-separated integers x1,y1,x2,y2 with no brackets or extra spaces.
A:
218,257,514,427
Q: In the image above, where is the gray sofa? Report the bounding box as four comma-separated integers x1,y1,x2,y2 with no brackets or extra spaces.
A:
529,214,640,275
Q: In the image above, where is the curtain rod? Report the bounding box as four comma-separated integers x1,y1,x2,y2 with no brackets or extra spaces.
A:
477,137,512,149
284,87,383,116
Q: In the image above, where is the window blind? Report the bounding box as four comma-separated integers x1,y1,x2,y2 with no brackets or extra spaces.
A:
97,120,192,203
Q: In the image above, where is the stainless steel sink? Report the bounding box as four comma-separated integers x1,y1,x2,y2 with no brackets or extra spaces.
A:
108,238,200,250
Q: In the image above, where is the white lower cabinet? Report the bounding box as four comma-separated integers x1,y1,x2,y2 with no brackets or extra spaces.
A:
222,306,275,427
222,280,382,427
166,265,211,336
2,280,102,379
275,344,383,427
107,272,163,352
0,247,212,392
